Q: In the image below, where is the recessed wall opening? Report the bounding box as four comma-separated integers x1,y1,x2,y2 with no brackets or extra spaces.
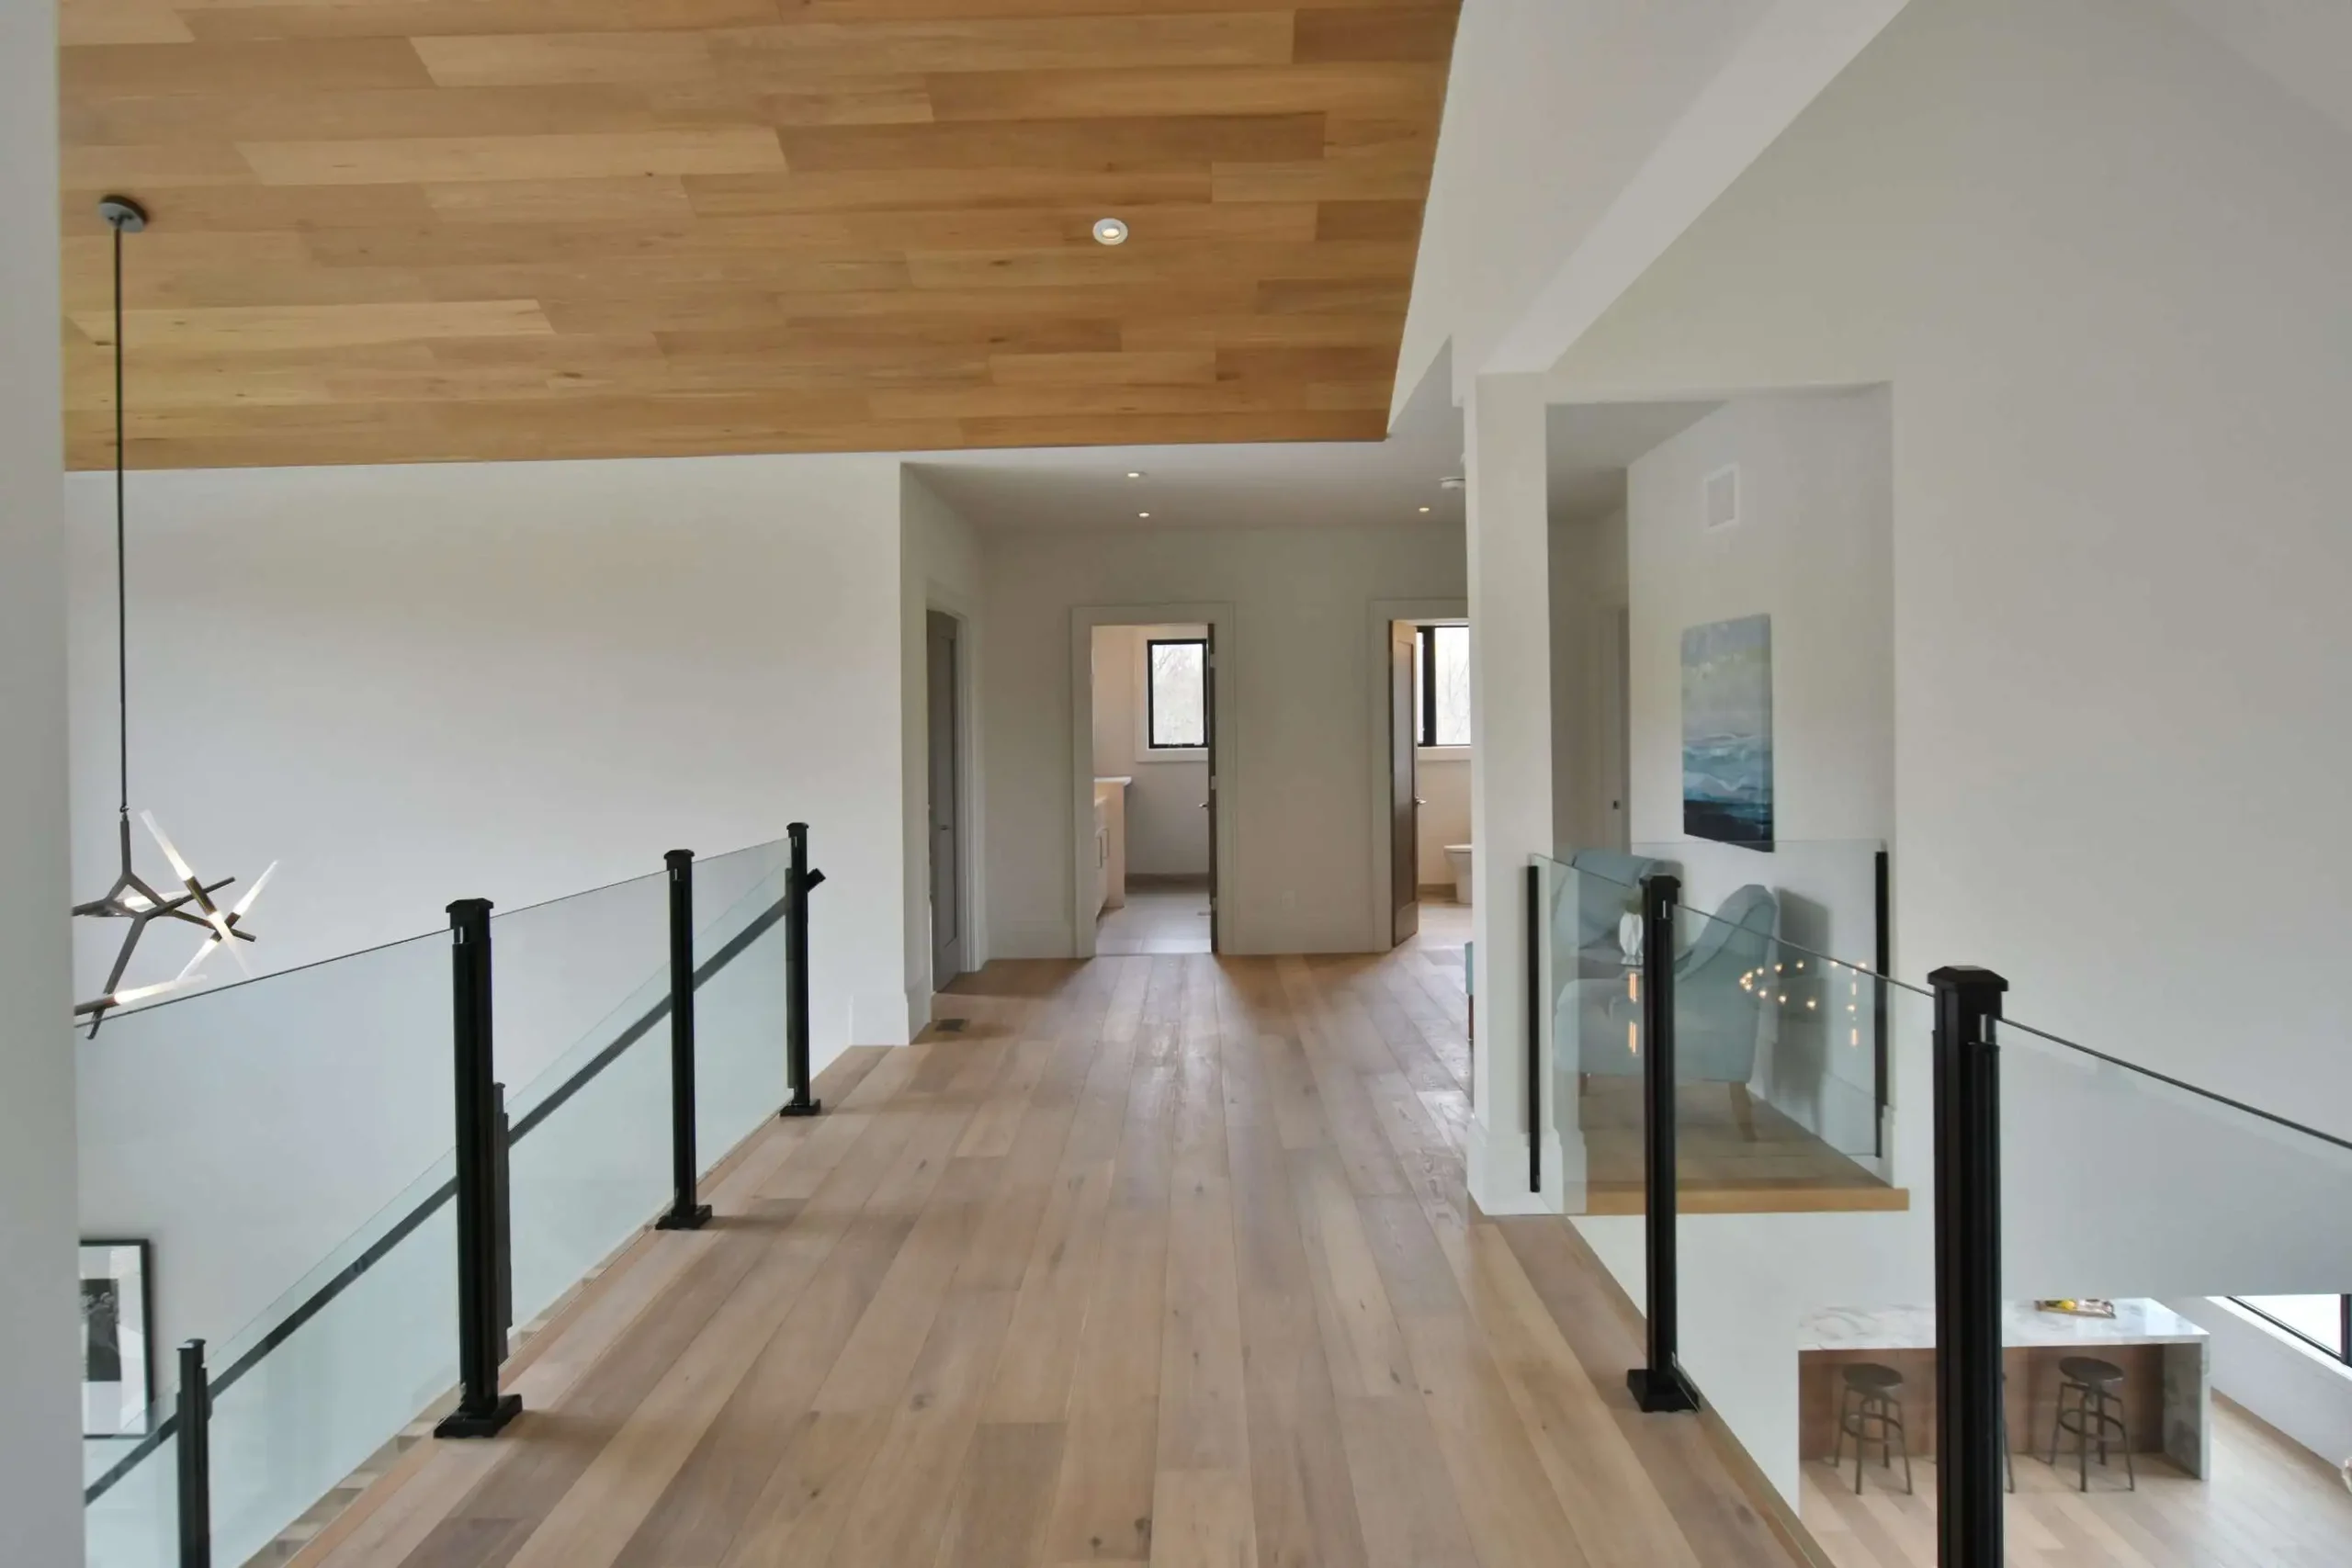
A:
1088,622,1214,955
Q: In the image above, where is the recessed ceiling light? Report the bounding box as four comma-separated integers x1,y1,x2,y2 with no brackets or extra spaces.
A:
1126,470,1144,479
1137,512,1151,519
1419,505,1431,513
1092,217,1129,246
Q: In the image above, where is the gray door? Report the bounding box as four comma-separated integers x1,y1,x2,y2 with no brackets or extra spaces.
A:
927,611,962,985
1391,621,1419,944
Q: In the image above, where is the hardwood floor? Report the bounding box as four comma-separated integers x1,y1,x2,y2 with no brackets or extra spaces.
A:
1093,879,1211,956
291,933,1803,1568
1801,1394,2352,1567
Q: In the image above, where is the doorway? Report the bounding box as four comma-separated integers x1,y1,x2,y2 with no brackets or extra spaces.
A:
1086,622,1216,955
1368,601,1472,951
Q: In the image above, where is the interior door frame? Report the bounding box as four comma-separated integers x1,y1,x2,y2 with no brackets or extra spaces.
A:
918,591,982,1004
1365,597,1468,951
1069,602,1237,959
925,609,963,987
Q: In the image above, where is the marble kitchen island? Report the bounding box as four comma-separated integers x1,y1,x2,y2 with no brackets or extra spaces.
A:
1798,1299,2211,1478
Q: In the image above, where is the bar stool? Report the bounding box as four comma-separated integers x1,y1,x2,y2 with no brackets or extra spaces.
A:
2047,1355,2136,1492
1827,1362,1913,1495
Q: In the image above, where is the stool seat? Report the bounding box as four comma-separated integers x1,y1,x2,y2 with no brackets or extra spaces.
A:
1841,1362,1904,1394
2059,1355,2124,1388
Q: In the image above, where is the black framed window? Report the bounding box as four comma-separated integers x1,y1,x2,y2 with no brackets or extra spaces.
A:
2231,1294,2352,1364
1414,624,1471,747
1146,638,1207,750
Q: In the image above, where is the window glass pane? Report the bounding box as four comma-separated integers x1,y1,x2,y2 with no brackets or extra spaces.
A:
1149,641,1205,749
2237,1295,2346,1355
1432,624,1471,747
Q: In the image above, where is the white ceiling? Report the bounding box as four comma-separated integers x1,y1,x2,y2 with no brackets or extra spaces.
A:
914,374,1715,533
910,354,1467,534
1546,400,1719,523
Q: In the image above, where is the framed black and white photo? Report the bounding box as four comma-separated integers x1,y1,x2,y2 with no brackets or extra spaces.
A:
80,1239,153,1438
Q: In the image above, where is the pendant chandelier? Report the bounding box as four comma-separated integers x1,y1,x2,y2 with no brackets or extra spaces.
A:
72,195,277,1033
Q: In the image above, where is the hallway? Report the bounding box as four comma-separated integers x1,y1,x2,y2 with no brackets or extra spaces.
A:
294,934,1797,1568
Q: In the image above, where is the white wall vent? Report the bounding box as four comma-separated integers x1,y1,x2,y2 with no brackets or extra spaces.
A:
1703,463,1741,531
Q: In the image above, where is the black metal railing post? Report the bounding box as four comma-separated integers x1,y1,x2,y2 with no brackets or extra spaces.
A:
657,850,713,1230
175,1339,210,1568
779,822,826,1118
1627,871,1699,1414
1523,863,1542,1194
1931,965,2007,1568
435,897,521,1438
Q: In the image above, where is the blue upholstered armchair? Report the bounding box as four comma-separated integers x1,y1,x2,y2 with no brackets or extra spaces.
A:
1555,883,1781,1089
1554,848,1661,957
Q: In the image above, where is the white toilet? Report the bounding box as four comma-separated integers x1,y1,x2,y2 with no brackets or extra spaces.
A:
1443,844,1475,905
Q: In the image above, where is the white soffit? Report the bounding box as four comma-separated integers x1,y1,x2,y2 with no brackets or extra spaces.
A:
1546,400,1720,523
910,362,1466,535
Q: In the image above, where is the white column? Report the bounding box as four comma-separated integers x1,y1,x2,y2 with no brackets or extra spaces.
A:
1,6,81,1565
1465,372,1555,1214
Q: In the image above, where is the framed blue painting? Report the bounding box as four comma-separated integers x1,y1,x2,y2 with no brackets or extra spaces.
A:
1681,615,1774,849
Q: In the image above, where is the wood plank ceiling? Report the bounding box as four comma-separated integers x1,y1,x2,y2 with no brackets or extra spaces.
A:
60,0,1461,469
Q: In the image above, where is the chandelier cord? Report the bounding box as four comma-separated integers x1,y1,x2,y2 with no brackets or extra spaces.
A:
112,214,129,823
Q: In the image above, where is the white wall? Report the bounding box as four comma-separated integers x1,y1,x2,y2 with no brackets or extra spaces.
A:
1625,389,1892,988
901,470,986,1013
68,455,911,1044
70,452,920,1371
1549,508,1630,852
1542,0,2352,1508
1553,0,2352,1134
1089,624,1211,877
1,4,82,1561
1415,752,1470,887
984,525,1465,956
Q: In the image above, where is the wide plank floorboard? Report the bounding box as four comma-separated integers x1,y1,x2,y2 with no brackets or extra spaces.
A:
308,934,1810,1568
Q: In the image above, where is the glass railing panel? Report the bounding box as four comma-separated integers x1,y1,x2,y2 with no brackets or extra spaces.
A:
75,926,448,1471
1535,850,1647,1216
84,1389,176,1568
690,843,792,1172
1634,838,1887,1161
500,844,793,1325
1997,1016,2352,1536
85,839,797,1568
84,1145,460,1568
492,866,671,1126
1665,914,1936,1533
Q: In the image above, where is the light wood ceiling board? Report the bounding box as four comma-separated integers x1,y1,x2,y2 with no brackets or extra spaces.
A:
679,168,1216,215
410,31,722,87
703,12,1297,76
61,0,1463,468
62,0,196,47
72,299,559,352
420,176,700,225
171,0,788,42
922,62,1445,121
236,128,790,186
67,84,773,148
